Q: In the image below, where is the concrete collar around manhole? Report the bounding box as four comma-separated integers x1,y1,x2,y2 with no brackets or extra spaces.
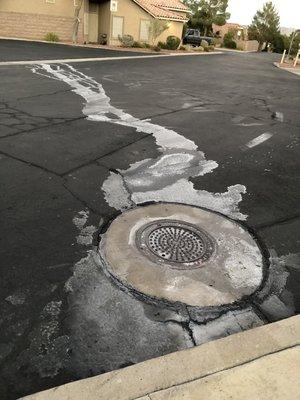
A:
99,203,265,309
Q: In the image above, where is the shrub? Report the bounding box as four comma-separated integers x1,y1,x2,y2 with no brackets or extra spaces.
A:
194,46,204,52
224,39,237,49
200,39,209,48
223,32,237,49
208,45,215,51
183,44,193,51
118,34,134,47
179,45,186,51
142,42,151,48
45,32,59,42
151,45,161,52
158,41,168,49
132,41,143,48
166,35,181,50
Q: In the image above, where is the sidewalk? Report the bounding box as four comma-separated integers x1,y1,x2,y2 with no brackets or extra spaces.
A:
274,62,300,76
22,315,300,400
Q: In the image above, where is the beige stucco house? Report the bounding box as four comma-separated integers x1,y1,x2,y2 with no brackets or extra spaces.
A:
212,22,259,52
0,0,188,46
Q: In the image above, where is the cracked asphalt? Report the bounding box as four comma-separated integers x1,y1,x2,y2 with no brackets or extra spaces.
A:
0,41,299,400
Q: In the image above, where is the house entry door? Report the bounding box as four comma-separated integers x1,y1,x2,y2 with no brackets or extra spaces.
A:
88,1,99,43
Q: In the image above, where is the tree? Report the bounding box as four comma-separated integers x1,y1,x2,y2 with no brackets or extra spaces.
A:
72,0,84,44
184,0,230,36
288,30,300,56
149,19,169,45
248,2,280,51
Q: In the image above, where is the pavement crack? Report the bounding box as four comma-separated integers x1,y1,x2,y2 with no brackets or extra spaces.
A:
163,319,196,346
61,182,102,216
0,116,85,140
12,88,73,102
61,133,150,177
255,214,300,231
0,149,61,176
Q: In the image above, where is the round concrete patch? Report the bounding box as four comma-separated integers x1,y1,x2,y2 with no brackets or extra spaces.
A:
99,204,265,308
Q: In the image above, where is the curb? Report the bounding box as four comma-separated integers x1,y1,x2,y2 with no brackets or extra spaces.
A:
273,62,300,76
21,315,300,400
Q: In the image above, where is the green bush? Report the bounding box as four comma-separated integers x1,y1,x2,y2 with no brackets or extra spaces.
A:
45,32,59,42
195,46,204,52
132,41,143,48
179,45,186,51
151,45,161,52
208,45,215,51
118,34,134,47
224,39,237,49
166,35,181,50
142,42,151,48
223,32,237,49
157,41,168,49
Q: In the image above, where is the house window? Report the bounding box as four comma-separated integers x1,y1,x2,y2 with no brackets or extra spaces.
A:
112,16,123,38
89,2,98,13
140,19,150,41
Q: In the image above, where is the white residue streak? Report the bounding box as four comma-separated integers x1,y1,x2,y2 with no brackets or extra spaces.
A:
32,64,247,220
73,210,97,246
245,132,273,149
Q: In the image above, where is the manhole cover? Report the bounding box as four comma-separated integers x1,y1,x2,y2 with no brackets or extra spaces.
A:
99,203,265,309
136,220,215,268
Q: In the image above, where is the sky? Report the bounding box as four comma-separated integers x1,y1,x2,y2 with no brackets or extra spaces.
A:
228,0,299,28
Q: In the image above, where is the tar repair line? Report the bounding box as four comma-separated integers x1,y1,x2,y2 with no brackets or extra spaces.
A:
32,63,247,219
0,52,223,67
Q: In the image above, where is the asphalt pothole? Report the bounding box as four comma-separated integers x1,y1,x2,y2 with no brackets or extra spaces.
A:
99,203,266,309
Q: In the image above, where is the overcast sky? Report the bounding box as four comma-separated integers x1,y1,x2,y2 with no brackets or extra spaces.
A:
228,0,299,28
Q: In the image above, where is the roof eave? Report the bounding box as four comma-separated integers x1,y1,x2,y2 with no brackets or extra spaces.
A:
132,0,188,22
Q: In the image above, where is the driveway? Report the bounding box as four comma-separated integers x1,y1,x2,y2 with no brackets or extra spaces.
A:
0,42,299,399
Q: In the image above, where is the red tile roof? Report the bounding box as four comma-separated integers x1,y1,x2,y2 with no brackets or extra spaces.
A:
133,0,189,22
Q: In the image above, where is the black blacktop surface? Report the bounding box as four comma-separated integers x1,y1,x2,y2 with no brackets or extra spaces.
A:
0,40,299,399
0,39,152,61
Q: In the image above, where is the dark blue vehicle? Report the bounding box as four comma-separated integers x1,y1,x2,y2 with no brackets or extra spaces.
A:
183,29,214,46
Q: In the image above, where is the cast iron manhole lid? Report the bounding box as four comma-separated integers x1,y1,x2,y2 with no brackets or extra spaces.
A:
136,220,215,268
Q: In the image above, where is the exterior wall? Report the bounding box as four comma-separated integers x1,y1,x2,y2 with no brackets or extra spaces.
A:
109,0,152,45
0,0,84,43
236,40,259,52
156,21,184,43
213,23,248,40
108,0,184,45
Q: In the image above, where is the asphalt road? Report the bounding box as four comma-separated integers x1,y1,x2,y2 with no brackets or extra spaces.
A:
0,41,299,399
0,39,151,62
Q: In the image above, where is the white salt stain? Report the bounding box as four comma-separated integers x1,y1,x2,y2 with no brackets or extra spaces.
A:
5,292,26,306
72,210,97,246
237,123,263,127
72,210,89,229
32,64,247,220
245,132,273,149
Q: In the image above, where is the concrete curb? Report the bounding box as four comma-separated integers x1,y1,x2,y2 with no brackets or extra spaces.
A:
22,315,300,400
274,62,300,76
